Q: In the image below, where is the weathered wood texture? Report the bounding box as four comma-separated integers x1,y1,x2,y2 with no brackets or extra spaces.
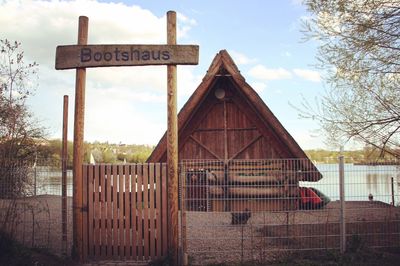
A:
156,76,298,162
166,10,179,266
83,163,168,262
147,50,321,182
73,15,88,261
55,44,199,69
61,95,68,254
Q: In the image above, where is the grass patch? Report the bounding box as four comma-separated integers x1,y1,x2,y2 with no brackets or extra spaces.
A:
0,231,73,266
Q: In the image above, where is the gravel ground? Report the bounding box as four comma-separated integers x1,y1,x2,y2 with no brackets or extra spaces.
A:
184,201,400,265
0,195,73,256
1,197,399,265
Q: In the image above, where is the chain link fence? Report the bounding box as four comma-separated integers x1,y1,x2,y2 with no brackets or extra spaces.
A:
0,159,72,257
180,158,400,265
1,157,400,264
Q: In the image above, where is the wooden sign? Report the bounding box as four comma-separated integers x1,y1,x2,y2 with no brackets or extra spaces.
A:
56,12,196,264
55,44,199,69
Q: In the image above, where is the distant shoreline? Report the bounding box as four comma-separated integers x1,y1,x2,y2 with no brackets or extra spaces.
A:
354,161,400,166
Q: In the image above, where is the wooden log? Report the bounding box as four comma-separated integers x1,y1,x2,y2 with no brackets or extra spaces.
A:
167,11,179,265
61,95,68,256
72,16,88,262
229,174,285,184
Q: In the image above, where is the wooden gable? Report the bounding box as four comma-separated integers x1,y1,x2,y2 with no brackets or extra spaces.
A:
147,50,321,181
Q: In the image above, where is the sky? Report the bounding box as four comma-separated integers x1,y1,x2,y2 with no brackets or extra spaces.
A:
0,0,330,150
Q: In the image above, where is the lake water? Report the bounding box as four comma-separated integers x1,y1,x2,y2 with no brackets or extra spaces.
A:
34,168,73,197
33,164,400,205
301,164,399,205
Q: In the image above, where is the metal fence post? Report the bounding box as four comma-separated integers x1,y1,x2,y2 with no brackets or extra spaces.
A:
34,164,37,196
180,163,188,266
391,177,395,206
339,151,346,253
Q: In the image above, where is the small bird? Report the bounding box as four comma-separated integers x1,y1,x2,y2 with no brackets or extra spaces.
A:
231,208,251,225
368,193,373,201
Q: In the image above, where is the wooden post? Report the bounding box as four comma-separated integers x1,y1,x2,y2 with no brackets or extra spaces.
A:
55,12,198,263
62,95,68,255
167,10,179,265
72,16,88,261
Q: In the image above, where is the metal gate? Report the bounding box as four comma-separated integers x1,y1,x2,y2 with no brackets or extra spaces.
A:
82,163,168,262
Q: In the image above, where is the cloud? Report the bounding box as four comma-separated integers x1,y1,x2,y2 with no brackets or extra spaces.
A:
250,81,267,94
229,50,258,65
248,65,292,80
248,63,321,83
293,68,321,82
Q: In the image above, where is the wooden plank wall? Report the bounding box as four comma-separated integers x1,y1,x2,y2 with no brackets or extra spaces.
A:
83,163,168,262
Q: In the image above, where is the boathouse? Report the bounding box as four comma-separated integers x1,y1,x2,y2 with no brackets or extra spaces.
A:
148,50,322,211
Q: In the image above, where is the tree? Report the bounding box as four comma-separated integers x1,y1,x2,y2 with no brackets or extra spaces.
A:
0,39,44,197
301,0,400,157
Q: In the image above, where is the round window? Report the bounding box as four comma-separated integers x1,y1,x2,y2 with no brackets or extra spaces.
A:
214,88,225,99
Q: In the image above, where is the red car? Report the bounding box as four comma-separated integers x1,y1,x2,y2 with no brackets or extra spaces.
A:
299,187,331,210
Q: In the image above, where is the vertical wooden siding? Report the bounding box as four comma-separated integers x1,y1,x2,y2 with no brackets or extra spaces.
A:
83,163,168,262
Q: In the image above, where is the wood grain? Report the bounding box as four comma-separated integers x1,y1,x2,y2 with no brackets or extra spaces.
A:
87,165,94,259
56,44,199,69
72,15,88,262
112,165,118,258
82,163,167,261
166,10,179,266
61,95,68,256
118,164,124,259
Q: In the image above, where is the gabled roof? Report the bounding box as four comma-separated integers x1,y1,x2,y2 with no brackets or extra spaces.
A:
147,50,321,181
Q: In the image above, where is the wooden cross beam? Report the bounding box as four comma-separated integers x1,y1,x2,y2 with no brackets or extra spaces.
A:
55,11,198,265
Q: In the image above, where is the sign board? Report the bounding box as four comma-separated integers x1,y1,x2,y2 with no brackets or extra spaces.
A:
56,12,196,264
55,44,199,69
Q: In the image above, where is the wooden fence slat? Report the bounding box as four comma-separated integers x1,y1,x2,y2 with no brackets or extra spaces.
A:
82,163,167,262
112,165,119,259
131,164,138,260
155,164,162,258
118,164,124,260
124,165,131,259
137,164,143,260
82,165,88,261
161,163,168,256
88,165,94,259
100,164,107,258
149,163,156,259
106,164,113,258
143,164,149,260
94,165,100,258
